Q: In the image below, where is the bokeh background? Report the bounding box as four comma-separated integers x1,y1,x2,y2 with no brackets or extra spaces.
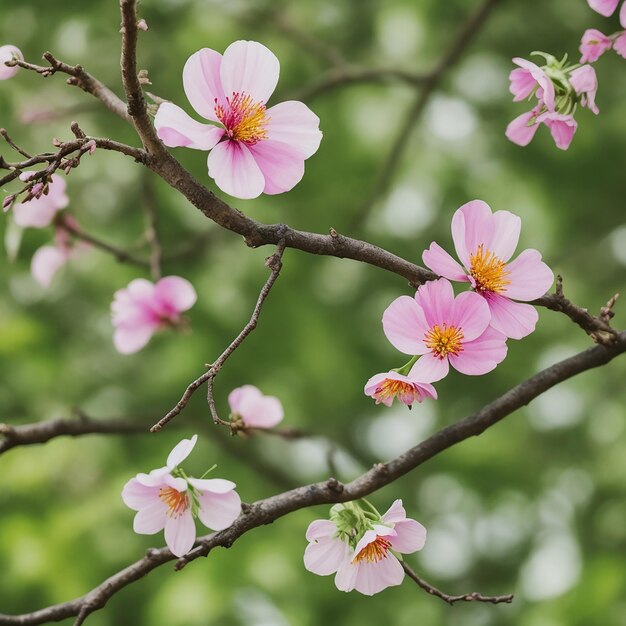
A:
1,0,625,625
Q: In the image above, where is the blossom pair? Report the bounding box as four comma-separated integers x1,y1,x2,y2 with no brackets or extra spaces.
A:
304,499,426,596
154,40,322,199
506,56,599,150
122,435,241,557
365,201,553,408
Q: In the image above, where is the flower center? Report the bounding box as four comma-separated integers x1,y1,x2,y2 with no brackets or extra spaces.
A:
374,379,417,404
352,536,392,564
424,324,464,359
214,92,269,144
469,244,511,293
159,486,189,518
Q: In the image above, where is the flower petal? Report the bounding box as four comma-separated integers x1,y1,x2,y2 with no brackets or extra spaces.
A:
266,100,322,159
133,499,168,535
183,48,225,122
228,385,263,414
31,245,69,288
164,509,196,557
449,327,508,376
389,519,427,554
422,242,469,282
352,555,405,596
122,478,159,510
154,276,197,313
166,434,198,470
381,499,407,524
382,295,430,355
490,210,521,262
154,102,224,150
239,393,284,428
207,140,265,199
247,139,306,195
220,40,280,104
187,478,236,494
196,489,241,531
113,324,155,354
0,45,22,80
450,290,491,342
414,278,455,329
485,293,539,340
506,109,540,147
411,351,450,383
306,519,338,542
588,0,620,16
304,536,350,576
502,248,554,301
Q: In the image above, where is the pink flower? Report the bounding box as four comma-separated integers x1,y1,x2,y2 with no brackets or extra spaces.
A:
587,0,626,25
423,200,554,340
0,45,22,80
122,434,241,557
382,278,508,382
506,106,577,151
12,173,68,228
364,364,437,408
227,384,284,428
579,29,613,63
569,65,599,114
304,499,426,596
509,58,555,110
614,31,626,57
111,276,197,354
154,41,322,199
505,105,542,147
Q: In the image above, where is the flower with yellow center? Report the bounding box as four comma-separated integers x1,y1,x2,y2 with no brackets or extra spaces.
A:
159,486,190,518
424,324,464,359
469,244,511,294
352,535,392,564
215,92,269,145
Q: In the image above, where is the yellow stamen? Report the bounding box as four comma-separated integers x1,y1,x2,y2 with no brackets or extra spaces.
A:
469,244,511,293
215,93,269,145
352,536,392,564
375,379,414,403
159,486,189,518
424,324,464,359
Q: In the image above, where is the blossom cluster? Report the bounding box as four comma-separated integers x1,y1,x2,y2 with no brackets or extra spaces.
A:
365,200,553,408
581,0,626,62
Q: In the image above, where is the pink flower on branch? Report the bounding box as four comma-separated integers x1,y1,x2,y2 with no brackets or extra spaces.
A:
122,434,241,557
364,363,437,408
11,173,69,228
508,57,555,110
0,44,22,80
579,29,613,62
304,499,426,596
383,278,508,382
227,384,284,428
154,40,322,199
423,200,553,340
111,276,197,354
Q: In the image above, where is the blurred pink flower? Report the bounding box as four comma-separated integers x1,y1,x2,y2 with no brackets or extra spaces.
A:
587,0,626,26
12,173,68,228
227,384,284,428
579,29,613,62
382,278,508,382
423,200,554,340
111,276,197,354
304,499,426,596
569,65,599,114
508,57,555,110
614,31,626,56
0,44,22,80
122,434,241,557
364,363,437,408
154,40,322,199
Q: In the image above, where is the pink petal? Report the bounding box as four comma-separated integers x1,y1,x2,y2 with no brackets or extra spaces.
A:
407,357,444,385
238,393,284,428
490,210,521,262
304,536,350,576
187,478,236,494
414,278,455,329
135,467,171,487
166,434,198,469
381,499,406,524
422,242,469,282
196,489,241,531
228,385,263,414
485,293,539,340
164,509,196,557
450,291,491,342
154,276,197,313
352,555,405,596
540,113,577,151
207,140,265,199
451,200,494,268
247,139,306,195
509,68,537,102
306,519,338,542
382,295,430,355
389,519,427,554
220,40,280,104
0,45,22,80
266,100,322,159
412,351,450,383
154,102,224,150
353,526,396,556
621,1,626,27
579,29,613,63
183,48,226,122
512,58,555,111
502,248,554,301
335,559,359,592
121,478,159,510
31,245,68,287
449,327,508,376
614,32,626,58
588,0,620,15
113,324,155,354
506,109,541,147
133,499,168,534
13,177,66,228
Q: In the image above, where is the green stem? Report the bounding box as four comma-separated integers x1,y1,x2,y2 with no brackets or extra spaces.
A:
199,463,217,479
394,355,419,376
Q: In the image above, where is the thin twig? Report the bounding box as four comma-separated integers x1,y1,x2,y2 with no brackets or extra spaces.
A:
151,242,286,432
0,128,32,158
401,563,514,605
142,173,162,280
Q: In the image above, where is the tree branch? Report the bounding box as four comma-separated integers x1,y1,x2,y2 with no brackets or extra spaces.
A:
2,333,623,625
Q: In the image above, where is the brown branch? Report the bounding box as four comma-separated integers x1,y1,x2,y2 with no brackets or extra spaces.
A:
142,173,162,280
3,333,624,625
0,128,32,159
349,0,503,230
401,563,514,605
151,242,286,432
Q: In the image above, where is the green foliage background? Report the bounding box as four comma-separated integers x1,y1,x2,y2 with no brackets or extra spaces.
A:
1,1,625,625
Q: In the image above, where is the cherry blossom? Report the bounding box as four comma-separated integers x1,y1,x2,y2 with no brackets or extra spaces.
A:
228,384,284,428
